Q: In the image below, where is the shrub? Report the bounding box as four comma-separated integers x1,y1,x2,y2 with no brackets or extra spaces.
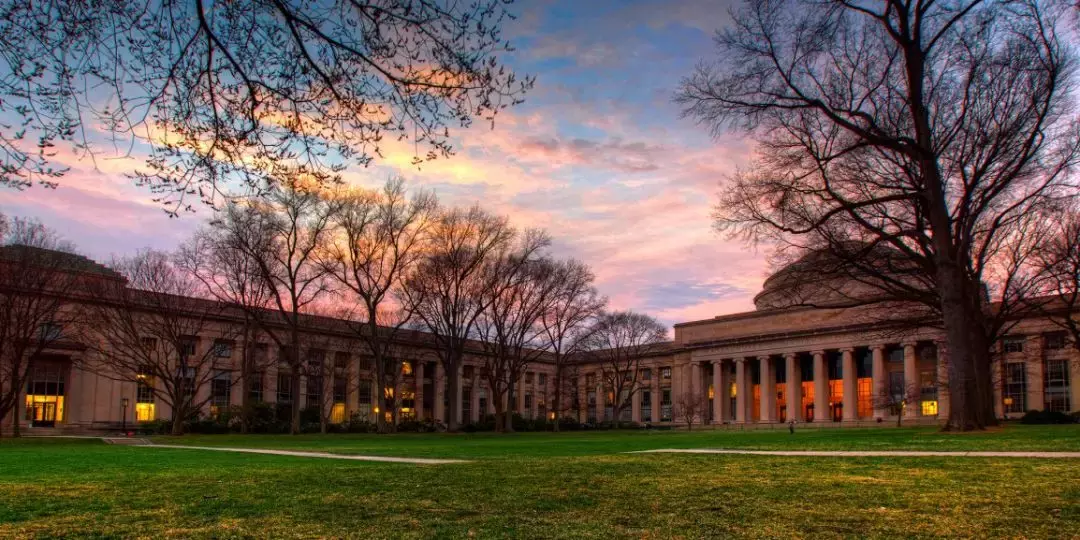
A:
1020,409,1077,424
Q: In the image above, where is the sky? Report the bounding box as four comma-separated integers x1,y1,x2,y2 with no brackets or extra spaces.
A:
0,0,771,327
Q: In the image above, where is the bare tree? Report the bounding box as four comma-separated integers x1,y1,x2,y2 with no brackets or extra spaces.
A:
0,215,80,437
176,227,277,433
401,205,515,432
476,235,555,432
325,178,436,433
85,249,241,435
0,1,532,212
678,0,1080,430
210,179,340,434
540,259,605,431
673,391,710,431
873,381,922,428
1032,210,1080,352
585,311,668,427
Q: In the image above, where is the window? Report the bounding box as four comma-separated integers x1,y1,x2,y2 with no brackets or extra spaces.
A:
249,372,264,403
334,352,350,370
277,371,293,404
586,373,596,388
1002,337,1024,354
357,356,373,372
136,372,155,421
402,361,413,376
357,379,373,420
179,337,198,358
306,374,323,410
539,373,547,387
178,367,196,399
1045,360,1071,413
641,390,652,422
642,368,652,381
524,393,533,416
525,372,534,384
1004,363,1026,414
212,339,233,358
661,389,672,421
463,365,474,380
38,322,62,341
1045,332,1068,351
661,367,672,382
462,387,472,421
211,371,231,413
141,337,157,352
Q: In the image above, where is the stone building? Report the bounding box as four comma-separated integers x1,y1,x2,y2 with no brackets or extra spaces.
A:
5,248,1079,433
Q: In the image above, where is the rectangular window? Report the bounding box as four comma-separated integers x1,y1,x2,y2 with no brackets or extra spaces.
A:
1002,337,1025,354
357,356,373,372
524,393,533,416
1045,332,1068,351
277,372,293,404
641,390,652,422
38,322,62,341
525,372,534,384
462,387,472,422
179,337,198,358
212,339,233,358
306,374,322,411
1004,362,1027,413
463,365,474,380
1045,360,1072,413
661,389,672,421
249,372,264,403
539,373,547,387
642,368,652,381
661,367,672,382
357,378,373,419
211,371,231,413
586,373,596,388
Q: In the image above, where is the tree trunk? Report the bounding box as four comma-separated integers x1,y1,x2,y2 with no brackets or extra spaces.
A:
505,380,516,434
445,358,461,432
171,413,184,435
290,370,301,434
552,363,563,432
13,397,21,437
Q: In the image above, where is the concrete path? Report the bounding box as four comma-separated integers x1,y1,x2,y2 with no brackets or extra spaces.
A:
629,449,1080,458
146,444,469,464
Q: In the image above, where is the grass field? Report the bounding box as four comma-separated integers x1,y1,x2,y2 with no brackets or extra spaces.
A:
2,426,1079,538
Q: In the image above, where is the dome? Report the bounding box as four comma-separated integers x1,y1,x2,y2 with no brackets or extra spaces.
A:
753,243,914,311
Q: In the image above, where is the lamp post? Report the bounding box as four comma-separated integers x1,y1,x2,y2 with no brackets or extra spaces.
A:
121,398,130,434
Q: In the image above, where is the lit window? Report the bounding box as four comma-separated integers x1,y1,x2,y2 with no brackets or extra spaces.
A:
921,400,938,416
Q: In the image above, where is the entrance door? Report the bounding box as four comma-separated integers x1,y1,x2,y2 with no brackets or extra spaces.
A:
24,357,68,427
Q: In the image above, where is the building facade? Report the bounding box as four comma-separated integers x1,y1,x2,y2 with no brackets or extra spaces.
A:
7,249,1080,433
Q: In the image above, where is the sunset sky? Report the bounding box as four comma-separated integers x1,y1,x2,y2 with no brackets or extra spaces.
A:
0,0,770,327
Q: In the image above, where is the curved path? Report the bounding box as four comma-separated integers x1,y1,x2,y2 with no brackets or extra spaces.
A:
146,444,469,464
629,449,1080,458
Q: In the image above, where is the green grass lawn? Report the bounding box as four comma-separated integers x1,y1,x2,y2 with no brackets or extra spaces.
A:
1,426,1079,538
156,424,1080,459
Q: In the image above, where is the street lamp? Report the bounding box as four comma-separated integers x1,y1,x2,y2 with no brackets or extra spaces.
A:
121,398,130,434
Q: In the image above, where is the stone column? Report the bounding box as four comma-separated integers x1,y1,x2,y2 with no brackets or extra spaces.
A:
935,340,950,420
712,359,725,424
735,358,747,424
813,351,829,423
783,353,800,422
903,342,918,419
470,372,481,423
691,361,702,399
758,356,774,423
992,358,1004,420
595,375,605,423
871,345,886,420
842,348,858,422
651,371,662,422
414,361,425,421
434,362,445,423
1026,335,1045,412
578,373,588,423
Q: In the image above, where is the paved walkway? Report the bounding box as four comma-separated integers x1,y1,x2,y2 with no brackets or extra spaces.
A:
629,448,1080,458
146,444,469,464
